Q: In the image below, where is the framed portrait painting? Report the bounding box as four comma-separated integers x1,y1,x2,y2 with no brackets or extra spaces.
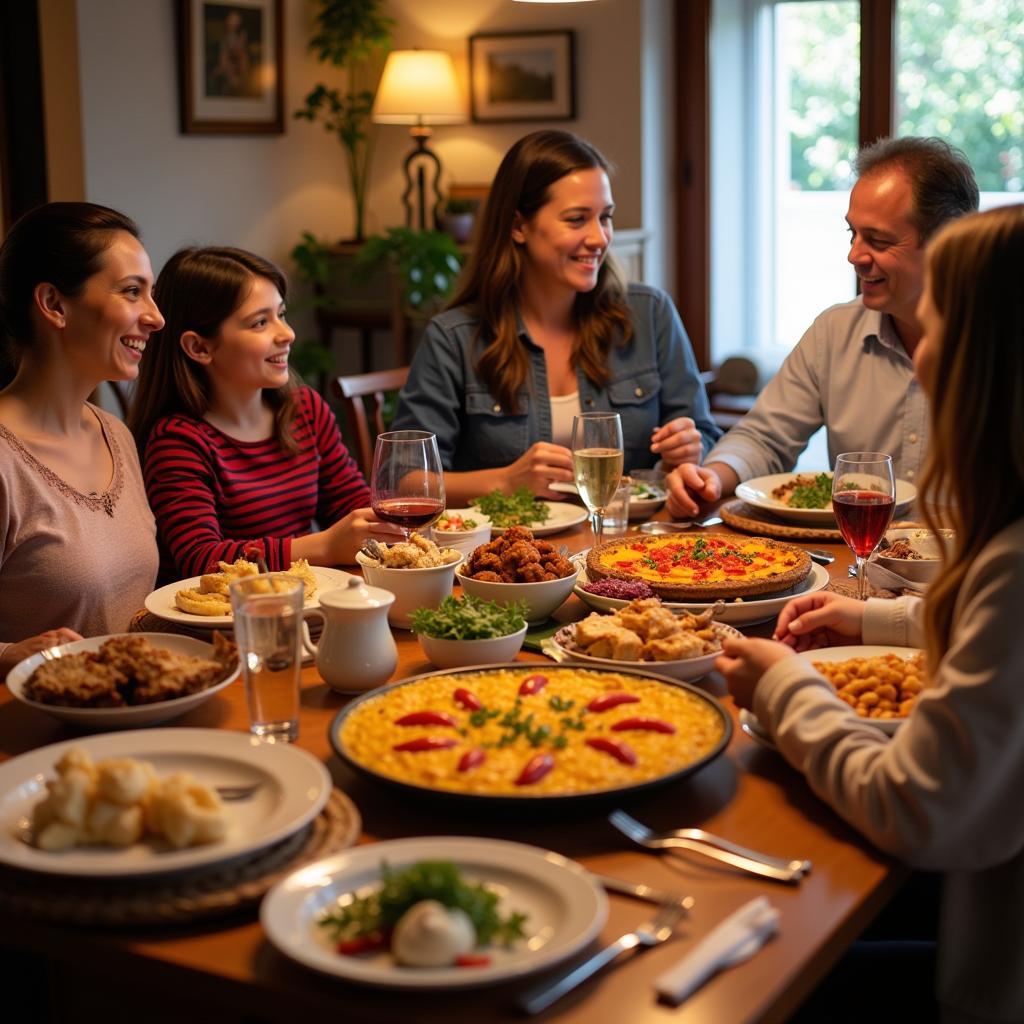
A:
177,0,284,134
469,31,576,123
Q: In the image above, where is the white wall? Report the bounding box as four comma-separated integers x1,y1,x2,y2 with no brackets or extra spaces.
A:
76,0,674,339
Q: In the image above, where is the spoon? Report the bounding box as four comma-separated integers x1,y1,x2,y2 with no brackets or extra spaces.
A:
806,549,835,566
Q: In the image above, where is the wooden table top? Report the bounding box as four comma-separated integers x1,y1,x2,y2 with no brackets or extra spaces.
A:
0,516,904,1024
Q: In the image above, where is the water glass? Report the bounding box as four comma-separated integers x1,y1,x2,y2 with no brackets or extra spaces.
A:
229,573,304,743
602,478,633,534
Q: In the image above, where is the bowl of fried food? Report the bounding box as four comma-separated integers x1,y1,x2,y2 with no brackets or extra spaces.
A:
6,633,239,730
356,533,463,629
874,528,953,585
549,599,740,681
456,527,579,626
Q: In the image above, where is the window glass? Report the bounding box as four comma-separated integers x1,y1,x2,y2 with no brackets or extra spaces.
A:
896,0,1023,209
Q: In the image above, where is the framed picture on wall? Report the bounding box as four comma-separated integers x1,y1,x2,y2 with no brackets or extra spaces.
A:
469,31,576,123
177,0,284,134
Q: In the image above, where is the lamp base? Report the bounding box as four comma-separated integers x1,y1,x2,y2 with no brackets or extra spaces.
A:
401,131,444,231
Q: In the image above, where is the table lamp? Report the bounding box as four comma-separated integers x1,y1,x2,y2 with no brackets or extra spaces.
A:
372,50,466,231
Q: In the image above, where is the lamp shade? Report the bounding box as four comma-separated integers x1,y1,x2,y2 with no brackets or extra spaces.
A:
372,50,465,126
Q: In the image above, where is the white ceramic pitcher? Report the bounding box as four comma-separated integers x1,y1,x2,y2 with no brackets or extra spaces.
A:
302,577,397,692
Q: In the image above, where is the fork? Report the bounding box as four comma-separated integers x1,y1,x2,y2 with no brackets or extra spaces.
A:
214,782,262,801
518,901,686,1015
609,810,810,885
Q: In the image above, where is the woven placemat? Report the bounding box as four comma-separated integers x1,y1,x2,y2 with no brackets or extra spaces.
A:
720,499,844,541
0,788,360,927
827,578,899,601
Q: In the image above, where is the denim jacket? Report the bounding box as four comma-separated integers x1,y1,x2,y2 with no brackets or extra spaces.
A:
393,283,721,473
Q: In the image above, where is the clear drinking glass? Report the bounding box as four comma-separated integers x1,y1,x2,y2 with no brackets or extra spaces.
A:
229,573,304,743
571,413,624,548
370,430,446,540
832,452,896,600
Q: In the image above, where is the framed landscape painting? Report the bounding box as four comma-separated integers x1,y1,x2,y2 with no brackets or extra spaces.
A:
177,0,284,134
469,31,576,123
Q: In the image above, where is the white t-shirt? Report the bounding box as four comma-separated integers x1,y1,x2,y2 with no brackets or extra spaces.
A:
549,391,581,447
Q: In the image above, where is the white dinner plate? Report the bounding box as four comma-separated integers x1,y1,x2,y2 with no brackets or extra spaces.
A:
736,472,917,525
491,501,589,537
549,621,743,681
261,836,607,989
571,553,831,628
739,645,921,746
0,728,331,877
5,633,240,731
145,565,354,629
547,481,665,520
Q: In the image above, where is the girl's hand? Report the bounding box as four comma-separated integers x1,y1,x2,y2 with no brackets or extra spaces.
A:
715,636,795,710
326,508,406,565
665,464,721,518
2,628,84,676
773,592,865,651
651,417,702,469
505,442,575,499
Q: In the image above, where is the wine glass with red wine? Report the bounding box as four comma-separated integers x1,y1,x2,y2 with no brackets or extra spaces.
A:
370,430,445,540
832,452,896,600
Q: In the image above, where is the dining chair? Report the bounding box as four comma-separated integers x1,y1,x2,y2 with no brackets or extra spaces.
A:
332,366,411,476
700,355,761,430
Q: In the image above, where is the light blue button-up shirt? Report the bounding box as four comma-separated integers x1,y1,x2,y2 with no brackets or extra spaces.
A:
393,283,721,474
707,298,928,483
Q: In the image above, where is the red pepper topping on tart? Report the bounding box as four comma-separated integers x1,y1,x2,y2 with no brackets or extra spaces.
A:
610,716,677,734
585,736,638,765
452,687,483,711
457,748,487,772
515,753,555,785
395,711,459,728
518,674,549,696
393,737,460,752
586,692,641,713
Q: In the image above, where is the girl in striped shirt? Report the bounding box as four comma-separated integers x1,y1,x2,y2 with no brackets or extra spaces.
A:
130,247,401,582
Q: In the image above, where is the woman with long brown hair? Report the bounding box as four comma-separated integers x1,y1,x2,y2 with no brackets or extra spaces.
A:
0,202,162,675
130,247,398,582
393,130,720,504
715,203,1024,1022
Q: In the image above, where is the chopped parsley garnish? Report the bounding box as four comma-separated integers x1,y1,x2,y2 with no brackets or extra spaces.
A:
470,487,551,529
410,595,528,640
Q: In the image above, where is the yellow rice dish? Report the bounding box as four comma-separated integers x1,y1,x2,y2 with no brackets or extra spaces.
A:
338,667,726,796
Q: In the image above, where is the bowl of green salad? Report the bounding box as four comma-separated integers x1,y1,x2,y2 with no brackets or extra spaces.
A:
412,595,529,669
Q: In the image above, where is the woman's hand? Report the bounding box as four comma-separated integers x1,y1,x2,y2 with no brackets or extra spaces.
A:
2,628,83,677
665,463,722,518
651,418,702,469
715,636,795,710
773,592,865,651
504,442,575,498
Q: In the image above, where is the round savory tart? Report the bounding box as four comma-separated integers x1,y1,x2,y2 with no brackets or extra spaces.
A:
586,534,812,600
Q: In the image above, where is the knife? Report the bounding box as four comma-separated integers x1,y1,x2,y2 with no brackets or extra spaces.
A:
590,872,695,911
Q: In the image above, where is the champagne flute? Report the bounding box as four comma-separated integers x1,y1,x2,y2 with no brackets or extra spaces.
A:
832,452,896,600
571,413,624,548
370,430,445,540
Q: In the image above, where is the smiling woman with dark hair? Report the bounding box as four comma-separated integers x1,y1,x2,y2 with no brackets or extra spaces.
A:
0,202,163,677
393,130,720,505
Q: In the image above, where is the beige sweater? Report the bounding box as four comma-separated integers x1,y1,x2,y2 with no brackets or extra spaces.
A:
0,406,158,666
756,517,1024,1024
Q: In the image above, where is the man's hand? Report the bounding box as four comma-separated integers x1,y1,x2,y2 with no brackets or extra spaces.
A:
665,463,722,518
773,593,865,652
650,418,702,469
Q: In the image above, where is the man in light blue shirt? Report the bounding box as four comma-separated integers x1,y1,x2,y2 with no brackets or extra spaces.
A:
667,136,979,518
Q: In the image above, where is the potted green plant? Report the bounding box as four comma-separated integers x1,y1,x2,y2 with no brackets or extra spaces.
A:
440,197,476,244
294,0,394,242
354,227,465,317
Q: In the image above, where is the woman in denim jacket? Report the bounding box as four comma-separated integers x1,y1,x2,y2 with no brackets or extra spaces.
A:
393,131,720,505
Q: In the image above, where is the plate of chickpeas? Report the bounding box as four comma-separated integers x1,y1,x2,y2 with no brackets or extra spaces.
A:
809,646,925,733
740,646,925,750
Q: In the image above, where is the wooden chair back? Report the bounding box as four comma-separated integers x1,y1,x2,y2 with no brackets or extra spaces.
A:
333,367,411,477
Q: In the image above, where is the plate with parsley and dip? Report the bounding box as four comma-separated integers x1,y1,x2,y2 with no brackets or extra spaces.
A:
470,488,589,536
736,471,917,526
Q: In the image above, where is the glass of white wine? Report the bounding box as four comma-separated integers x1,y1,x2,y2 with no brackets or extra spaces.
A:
571,412,624,548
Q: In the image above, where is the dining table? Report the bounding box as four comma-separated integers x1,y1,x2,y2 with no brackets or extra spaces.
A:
0,510,908,1024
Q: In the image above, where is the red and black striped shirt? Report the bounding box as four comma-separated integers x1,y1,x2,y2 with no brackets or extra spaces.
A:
143,387,370,581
